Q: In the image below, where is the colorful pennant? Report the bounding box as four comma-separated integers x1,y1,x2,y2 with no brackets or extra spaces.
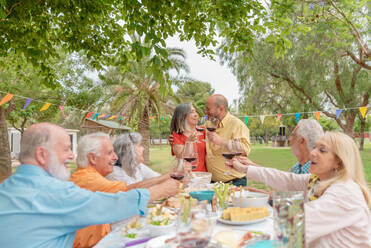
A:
359,107,367,119
0,93,14,106
276,114,282,122
260,115,265,124
336,109,342,119
108,115,116,120
40,102,51,111
315,111,321,121
59,105,65,119
85,112,93,119
118,116,123,121
295,113,301,123
22,98,33,111
244,116,248,125
92,113,99,120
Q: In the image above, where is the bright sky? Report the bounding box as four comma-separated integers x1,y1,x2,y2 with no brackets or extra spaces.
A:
165,37,240,106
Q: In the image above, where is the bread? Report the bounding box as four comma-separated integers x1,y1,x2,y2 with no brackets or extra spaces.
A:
222,207,269,222
214,231,239,248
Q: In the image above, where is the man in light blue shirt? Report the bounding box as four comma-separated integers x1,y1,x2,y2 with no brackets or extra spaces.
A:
0,123,179,248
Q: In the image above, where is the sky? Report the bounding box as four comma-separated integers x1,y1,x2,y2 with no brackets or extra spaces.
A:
165,37,240,106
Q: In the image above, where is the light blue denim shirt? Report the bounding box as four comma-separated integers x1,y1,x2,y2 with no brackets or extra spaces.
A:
0,165,149,248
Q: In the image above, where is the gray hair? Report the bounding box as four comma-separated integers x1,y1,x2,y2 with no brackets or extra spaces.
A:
19,125,53,163
76,132,110,168
295,119,324,151
113,132,142,177
170,102,192,134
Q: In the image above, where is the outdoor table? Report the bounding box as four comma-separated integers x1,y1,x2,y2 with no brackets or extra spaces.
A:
94,206,274,248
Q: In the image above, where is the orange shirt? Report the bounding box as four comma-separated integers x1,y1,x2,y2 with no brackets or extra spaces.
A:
172,131,207,172
70,166,127,248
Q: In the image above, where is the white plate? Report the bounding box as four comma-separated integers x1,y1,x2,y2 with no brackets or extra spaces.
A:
146,234,174,248
217,216,268,226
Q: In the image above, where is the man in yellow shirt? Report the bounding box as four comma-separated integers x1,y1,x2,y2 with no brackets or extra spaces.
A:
205,94,251,185
70,132,177,248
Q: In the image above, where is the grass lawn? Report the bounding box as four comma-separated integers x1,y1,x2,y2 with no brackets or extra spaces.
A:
149,140,371,188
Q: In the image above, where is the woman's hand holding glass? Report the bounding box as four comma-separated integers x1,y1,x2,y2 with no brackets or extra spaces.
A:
222,140,235,175
183,141,198,171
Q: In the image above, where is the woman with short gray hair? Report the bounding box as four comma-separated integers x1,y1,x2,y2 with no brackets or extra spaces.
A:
106,132,161,184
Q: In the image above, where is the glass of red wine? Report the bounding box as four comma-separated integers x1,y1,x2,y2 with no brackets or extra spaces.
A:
176,202,214,248
170,159,185,180
206,117,218,132
223,140,235,175
183,141,198,171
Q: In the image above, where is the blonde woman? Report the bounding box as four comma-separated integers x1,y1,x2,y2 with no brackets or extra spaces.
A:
231,132,371,247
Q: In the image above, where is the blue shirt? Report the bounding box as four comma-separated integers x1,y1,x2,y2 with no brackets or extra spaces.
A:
290,160,311,174
0,165,150,248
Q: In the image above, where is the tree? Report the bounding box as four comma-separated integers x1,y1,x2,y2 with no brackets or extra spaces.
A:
175,80,215,115
101,43,188,164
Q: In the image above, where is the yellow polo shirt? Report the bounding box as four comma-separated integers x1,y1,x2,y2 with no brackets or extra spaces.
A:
206,112,251,182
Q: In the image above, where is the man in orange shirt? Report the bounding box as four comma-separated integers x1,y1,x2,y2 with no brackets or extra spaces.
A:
70,132,178,248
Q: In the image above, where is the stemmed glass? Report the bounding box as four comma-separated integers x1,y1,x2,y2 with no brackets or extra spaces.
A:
183,141,198,171
233,138,244,157
170,158,186,180
176,201,214,248
222,140,235,175
196,116,206,132
206,117,218,132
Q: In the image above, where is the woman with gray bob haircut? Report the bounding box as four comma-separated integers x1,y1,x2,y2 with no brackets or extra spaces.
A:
106,132,162,185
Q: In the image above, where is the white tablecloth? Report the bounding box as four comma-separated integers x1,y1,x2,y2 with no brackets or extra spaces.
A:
95,207,274,248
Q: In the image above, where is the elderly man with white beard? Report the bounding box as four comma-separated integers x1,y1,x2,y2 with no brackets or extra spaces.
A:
0,123,180,248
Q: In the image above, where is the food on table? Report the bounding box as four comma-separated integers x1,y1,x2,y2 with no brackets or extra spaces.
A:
121,216,142,238
147,204,176,226
238,231,271,247
213,182,233,208
190,219,208,233
164,194,198,208
221,206,269,222
214,231,240,248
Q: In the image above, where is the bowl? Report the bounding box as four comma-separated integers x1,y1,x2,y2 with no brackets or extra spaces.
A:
189,190,215,202
191,172,212,185
232,191,269,207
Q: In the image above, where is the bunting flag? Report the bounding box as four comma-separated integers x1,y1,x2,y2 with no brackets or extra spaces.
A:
295,113,301,123
98,114,106,118
108,115,116,120
336,109,342,119
85,112,93,119
114,116,119,119
118,116,123,121
59,106,65,119
205,115,208,120
244,116,248,125
22,98,33,111
276,114,282,122
103,115,111,119
260,115,265,124
0,93,14,106
160,116,164,120
40,102,51,111
314,111,321,121
359,107,367,119
92,113,99,120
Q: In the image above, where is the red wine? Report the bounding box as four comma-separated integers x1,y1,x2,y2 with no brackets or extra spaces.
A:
196,127,204,132
192,165,197,170
207,127,216,132
222,153,235,160
171,174,184,180
234,153,242,156
184,157,197,163
180,237,209,248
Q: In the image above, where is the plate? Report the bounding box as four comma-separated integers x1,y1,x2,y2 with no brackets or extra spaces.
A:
217,216,268,226
146,234,175,248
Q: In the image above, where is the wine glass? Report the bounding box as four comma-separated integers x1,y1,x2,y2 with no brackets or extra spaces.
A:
233,138,244,157
206,117,218,132
196,116,205,132
183,141,198,171
222,140,235,175
170,158,186,180
177,201,214,248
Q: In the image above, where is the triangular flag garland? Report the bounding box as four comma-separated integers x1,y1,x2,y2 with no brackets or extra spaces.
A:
0,93,14,106
295,113,301,123
314,111,321,121
0,90,370,124
359,107,367,119
336,109,342,119
40,102,51,111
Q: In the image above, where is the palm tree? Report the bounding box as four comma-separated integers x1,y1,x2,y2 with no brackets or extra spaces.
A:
102,45,189,164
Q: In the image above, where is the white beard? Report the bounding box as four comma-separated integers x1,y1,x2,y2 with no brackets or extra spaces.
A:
47,150,71,181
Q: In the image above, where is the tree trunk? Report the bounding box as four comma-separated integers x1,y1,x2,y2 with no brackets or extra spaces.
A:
159,133,162,146
359,117,365,151
0,106,12,182
138,104,150,165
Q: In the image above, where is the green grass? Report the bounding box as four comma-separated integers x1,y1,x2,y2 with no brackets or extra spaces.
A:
149,140,371,187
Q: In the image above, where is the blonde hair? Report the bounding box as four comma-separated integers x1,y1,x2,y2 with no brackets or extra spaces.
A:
315,132,371,207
